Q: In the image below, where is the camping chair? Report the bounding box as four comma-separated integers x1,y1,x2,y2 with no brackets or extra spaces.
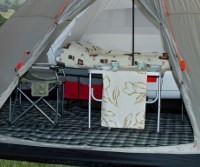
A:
9,63,66,125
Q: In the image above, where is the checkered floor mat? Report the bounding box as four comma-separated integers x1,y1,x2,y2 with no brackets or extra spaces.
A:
0,101,194,147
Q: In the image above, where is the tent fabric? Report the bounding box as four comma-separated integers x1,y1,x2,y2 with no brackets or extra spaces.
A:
17,0,96,87
136,0,200,147
0,0,64,108
47,9,88,64
135,0,182,81
65,0,132,51
1,0,200,154
0,0,95,108
47,0,132,64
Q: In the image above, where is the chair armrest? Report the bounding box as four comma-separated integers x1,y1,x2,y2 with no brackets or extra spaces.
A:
31,63,66,82
32,63,60,71
31,66,50,70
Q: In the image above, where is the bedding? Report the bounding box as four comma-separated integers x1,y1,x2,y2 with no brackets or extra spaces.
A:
56,41,180,99
134,52,171,71
133,53,180,99
56,41,171,71
56,41,132,68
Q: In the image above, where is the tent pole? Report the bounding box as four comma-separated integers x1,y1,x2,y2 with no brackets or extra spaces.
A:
132,0,134,65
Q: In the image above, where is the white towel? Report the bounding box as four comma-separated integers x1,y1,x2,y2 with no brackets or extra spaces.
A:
101,70,147,129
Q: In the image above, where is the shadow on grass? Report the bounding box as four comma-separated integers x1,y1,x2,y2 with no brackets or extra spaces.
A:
0,159,74,167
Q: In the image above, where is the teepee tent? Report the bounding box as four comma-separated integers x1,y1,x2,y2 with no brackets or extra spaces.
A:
136,0,200,148
0,0,200,166
0,0,95,108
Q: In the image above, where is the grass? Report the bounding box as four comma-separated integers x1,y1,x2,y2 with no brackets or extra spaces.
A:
0,0,26,5
0,9,15,19
0,14,7,26
0,159,76,167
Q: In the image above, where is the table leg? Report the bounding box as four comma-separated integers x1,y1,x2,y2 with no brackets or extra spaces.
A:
88,73,92,128
9,95,12,123
157,73,161,133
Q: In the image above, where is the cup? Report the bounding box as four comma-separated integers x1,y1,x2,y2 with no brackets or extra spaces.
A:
111,60,119,70
137,61,146,70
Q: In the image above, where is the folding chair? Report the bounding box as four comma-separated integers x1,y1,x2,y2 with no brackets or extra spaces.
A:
9,63,65,125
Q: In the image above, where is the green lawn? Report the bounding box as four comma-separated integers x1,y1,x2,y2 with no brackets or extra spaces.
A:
0,14,7,26
0,0,26,5
0,0,26,23
0,9,15,19
0,159,75,167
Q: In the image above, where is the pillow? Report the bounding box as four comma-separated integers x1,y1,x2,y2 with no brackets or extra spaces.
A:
58,41,132,68
134,52,170,70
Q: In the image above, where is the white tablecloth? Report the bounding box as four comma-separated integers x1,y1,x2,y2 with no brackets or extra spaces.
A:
101,70,147,129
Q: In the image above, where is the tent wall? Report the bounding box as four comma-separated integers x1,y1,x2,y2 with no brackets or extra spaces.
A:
0,0,199,154
0,0,67,108
166,0,200,145
65,0,164,52
134,8,165,52
0,0,95,108
136,0,200,147
61,0,133,52
82,7,132,51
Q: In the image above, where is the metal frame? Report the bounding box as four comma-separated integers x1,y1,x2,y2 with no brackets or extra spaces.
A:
88,68,162,132
9,64,65,125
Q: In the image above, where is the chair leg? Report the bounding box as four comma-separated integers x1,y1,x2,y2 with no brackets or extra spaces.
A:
9,94,12,124
56,83,64,117
9,82,64,125
11,92,44,124
59,83,64,115
181,100,184,122
61,83,65,115
16,88,56,125
54,85,59,124
9,88,19,124
19,83,22,106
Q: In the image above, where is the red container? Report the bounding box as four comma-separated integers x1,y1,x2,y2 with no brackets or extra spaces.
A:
64,76,155,100
64,81,102,100
147,76,157,82
64,81,79,99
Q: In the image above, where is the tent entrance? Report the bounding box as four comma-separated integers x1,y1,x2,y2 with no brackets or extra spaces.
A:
0,98,193,148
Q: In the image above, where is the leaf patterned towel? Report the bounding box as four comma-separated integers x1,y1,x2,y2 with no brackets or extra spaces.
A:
101,70,147,129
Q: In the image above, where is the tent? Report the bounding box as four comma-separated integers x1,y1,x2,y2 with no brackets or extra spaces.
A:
136,0,200,150
0,0,200,166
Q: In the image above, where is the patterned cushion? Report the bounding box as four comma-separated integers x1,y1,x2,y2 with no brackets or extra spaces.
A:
56,41,170,70
134,52,170,70
56,41,132,68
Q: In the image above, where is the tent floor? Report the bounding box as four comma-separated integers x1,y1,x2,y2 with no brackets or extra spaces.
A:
0,99,194,147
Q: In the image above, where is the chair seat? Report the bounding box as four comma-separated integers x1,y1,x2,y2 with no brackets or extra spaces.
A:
22,70,57,81
9,64,66,125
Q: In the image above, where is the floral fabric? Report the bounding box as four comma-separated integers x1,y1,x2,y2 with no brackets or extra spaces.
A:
101,70,147,129
56,41,132,68
134,52,170,70
56,41,170,71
